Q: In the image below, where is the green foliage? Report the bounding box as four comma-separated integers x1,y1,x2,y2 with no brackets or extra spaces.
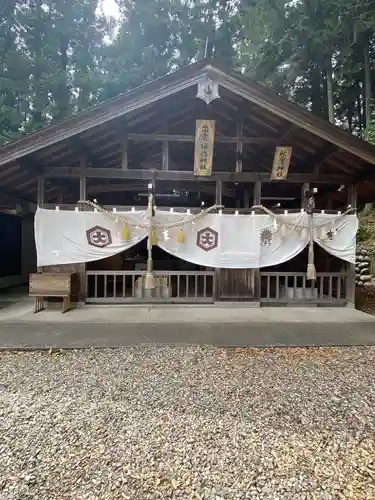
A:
357,209,375,254
365,121,375,145
0,0,374,143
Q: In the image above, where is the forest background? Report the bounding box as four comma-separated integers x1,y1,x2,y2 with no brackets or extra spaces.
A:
1,0,375,145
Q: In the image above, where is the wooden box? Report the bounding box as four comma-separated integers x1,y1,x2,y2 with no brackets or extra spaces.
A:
29,272,77,313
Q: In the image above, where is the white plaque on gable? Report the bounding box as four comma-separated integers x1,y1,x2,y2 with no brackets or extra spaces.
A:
196,78,220,105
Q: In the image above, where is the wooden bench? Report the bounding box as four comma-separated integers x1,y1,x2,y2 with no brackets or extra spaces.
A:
29,273,77,313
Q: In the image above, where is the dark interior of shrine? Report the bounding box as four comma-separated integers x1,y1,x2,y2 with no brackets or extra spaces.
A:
80,180,353,212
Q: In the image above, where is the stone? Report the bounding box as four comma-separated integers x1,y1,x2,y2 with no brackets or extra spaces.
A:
360,268,370,275
358,262,369,269
361,275,372,282
0,347,374,499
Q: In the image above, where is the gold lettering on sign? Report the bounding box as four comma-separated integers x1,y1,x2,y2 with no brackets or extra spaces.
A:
194,120,215,176
271,146,292,180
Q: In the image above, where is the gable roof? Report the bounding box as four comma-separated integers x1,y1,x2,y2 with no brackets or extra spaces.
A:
0,59,375,173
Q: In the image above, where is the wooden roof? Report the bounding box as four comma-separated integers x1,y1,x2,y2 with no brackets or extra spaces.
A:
0,59,374,205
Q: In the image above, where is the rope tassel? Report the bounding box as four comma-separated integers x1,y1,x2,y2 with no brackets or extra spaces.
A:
121,224,129,241
306,216,316,281
150,230,157,246
177,228,185,243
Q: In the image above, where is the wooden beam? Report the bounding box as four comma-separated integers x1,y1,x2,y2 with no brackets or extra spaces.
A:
310,144,337,174
70,137,96,167
44,167,349,183
279,125,295,142
221,72,375,166
0,188,36,206
87,182,236,198
0,163,20,179
18,156,66,198
0,66,207,167
127,133,275,144
2,169,30,186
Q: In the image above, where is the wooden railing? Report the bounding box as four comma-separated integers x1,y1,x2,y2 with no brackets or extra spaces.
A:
86,270,215,303
86,270,348,305
260,272,348,305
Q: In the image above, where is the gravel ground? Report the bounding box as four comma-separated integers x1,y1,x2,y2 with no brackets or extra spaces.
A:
0,346,374,500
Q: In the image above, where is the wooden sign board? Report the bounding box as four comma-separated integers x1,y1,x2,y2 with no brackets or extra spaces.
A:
29,273,73,297
271,146,292,180
194,120,215,176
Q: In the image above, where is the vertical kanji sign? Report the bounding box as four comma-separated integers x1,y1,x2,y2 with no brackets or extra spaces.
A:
271,146,292,180
194,120,215,176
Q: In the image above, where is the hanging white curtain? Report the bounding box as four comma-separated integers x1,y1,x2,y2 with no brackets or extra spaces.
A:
258,213,310,267
34,208,358,269
313,213,358,264
34,208,147,267
155,211,312,269
155,212,262,268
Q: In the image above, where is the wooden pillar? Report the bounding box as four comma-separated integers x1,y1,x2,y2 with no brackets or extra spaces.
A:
37,176,44,272
162,141,169,171
215,180,222,301
236,121,243,173
253,181,262,304
37,176,44,207
301,183,310,209
79,157,87,302
347,184,357,308
243,189,250,209
121,136,128,170
79,156,87,201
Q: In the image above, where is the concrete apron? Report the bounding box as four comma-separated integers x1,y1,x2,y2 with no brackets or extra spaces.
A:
0,303,374,349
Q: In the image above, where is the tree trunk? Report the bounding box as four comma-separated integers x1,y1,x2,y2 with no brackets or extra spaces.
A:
310,65,323,116
54,38,70,121
326,57,334,123
364,40,371,139
356,80,363,135
347,102,354,133
33,0,43,127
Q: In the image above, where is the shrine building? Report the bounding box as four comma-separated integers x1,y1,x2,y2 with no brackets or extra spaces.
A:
0,60,374,308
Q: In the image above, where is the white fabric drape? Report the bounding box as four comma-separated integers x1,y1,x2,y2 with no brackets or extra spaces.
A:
34,208,358,268
313,213,358,264
258,213,309,268
35,208,147,267
155,211,313,268
154,212,261,268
